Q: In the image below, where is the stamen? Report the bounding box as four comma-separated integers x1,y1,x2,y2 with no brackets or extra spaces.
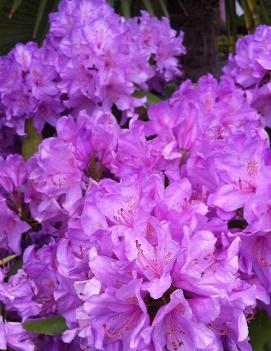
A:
167,313,184,350
135,240,160,276
237,178,255,193
103,323,121,339
246,160,258,177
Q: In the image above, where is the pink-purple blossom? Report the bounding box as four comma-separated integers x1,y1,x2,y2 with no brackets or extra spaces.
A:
1,0,271,350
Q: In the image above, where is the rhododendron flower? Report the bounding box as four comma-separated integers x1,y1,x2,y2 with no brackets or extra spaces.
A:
1,0,271,350
0,0,185,137
0,196,30,254
223,25,271,127
0,317,35,351
82,279,149,350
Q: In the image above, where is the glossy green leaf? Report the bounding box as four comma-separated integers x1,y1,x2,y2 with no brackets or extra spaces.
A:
23,316,67,335
33,0,47,38
9,0,23,17
249,310,271,351
22,119,42,160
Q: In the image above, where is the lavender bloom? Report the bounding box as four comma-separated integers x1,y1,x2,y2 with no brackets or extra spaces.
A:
2,3,271,349
0,317,35,351
0,0,185,136
223,25,271,126
0,195,30,254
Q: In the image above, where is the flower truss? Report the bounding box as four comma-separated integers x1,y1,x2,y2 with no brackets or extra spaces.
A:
0,1,271,351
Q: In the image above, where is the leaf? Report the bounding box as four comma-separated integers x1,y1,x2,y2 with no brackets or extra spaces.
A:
225,0,238,51
240,0,255,32
164,83,177,98
21,118,42,160
158,0,169,17
23,316,67,335
7,256,23,279
133,90,161,105
177,0,188,16
33,0,47,38
0,255,16,267
247,0,256,12
259,0,270,24
249,310,271,351
142,0,154,15
120,0,131,18
9,0,23,18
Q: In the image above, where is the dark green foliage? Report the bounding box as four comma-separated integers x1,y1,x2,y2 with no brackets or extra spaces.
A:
249,310,271,351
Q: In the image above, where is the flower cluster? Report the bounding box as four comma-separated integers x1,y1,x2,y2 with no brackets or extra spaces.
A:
223,25,271,127
1,1,271,350
1,67,271,350
0,0,185,137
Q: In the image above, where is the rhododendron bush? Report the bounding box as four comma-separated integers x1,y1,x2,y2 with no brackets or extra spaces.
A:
1,0,271,350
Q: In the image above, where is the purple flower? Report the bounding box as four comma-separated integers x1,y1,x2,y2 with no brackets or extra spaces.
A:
223,25,271,127
2,2,271,349
80,279,149,350
0,317,35,351
208,132,270,212
0,154,27,193
0,195,30,254
224,25,271,89
148,289,216,350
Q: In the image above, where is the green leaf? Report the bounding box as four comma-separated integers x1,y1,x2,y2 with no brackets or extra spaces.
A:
0,255,16,267
33,0,47,38
133,90,161,105
7,256,23,279
22,118,42,160
259,0,270,24
120,0,131,18
9,0,23,18
158,0,169,17
164,83,177,98
249,310,271,351
23,316,67,335
142,0,154,15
